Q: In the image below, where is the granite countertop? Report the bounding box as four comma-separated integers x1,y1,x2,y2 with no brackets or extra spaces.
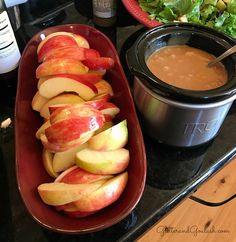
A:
1,2,236,242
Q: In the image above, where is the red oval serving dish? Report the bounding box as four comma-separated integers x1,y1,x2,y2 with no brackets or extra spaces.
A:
15,24,146,233
122,0,161,28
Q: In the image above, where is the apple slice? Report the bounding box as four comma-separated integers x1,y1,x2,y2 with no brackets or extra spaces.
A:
38,179,106,206
40,130,94,153
82,57,114,70
42,46,100,62
76,148,130,174
55,202,97,217
38,75,97,100
35,120,51,139
54,73,103,85
37,32,89,57
55,165,78,183
48,104,73,115
94,121,113,135
37,76,51,89
52,142,88,173
88,120,128,151
56,166,113,184
73,172,128,212
92,93,112,102
73,33,90,48
83,98,108,110
42,149,58,178
36,58,89,79
95,80,113,97
37,35,79,62
32,91,49,112
40,93,84,119
49,104,104,124
99,102,120,118
45,116,103,144
63,207,96,218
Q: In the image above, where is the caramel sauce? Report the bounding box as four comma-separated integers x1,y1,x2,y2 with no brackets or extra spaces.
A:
146,45,227,91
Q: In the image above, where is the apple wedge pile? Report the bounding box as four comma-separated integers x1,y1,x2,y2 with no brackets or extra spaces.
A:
31,31,130,217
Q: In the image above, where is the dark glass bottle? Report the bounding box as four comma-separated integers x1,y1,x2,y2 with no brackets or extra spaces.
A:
92,0,117,27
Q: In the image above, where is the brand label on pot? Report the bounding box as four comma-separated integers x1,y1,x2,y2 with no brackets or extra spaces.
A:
183,119,219,136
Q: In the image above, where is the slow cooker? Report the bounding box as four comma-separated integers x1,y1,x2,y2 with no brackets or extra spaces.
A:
126,23,236,147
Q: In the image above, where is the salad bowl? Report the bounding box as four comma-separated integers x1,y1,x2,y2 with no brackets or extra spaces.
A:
122,0,236,38
15,24,146,233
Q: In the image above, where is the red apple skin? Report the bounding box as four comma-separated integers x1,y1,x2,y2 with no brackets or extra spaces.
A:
40,131,93,153
37,35,78,62
73,172,128,212
41,46,100,62
55,202,97,217
48,104,74,115
37,32,89,58
54,73,102,85
45,116,104,144
83,99,108,110
36,58,89,78
84,48,100,59
82,57,114,70
103,114,113,122
49,104,104,125
99,102,118,110
55,166,78,183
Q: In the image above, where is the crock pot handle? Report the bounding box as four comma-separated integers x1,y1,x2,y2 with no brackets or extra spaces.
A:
126,47,150,80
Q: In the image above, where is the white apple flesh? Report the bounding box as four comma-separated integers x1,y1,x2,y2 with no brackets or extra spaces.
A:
55,166,113,184
40,93,84,119
76,148,129,174
32,91,49,112
95,80,113,97
38,179,106,206
88,120,128,150
42,148,58,178
39,76,97,100
52,142,88,172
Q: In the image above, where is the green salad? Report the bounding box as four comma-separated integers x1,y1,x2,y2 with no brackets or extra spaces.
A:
138,0,236,37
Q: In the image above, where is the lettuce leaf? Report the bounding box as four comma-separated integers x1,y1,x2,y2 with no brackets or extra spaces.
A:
138,0,236,37
163,0,194,16
186,0,203,23
227,0,236,14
